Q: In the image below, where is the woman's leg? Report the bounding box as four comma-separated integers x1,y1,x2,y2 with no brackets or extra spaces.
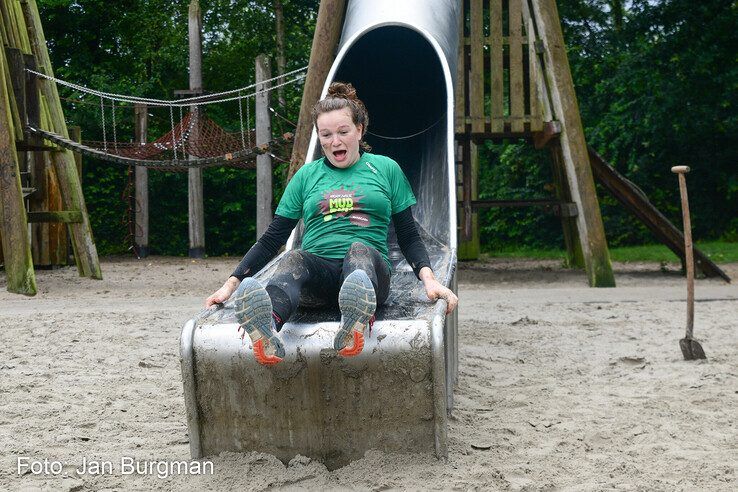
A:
234,249,340,366
341,241,391,305
334,242,391,356
266,250,342,330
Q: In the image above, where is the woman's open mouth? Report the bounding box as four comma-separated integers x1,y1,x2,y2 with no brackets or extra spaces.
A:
333,150,347,161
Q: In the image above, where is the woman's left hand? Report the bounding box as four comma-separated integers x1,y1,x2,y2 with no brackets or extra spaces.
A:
418,267,458,314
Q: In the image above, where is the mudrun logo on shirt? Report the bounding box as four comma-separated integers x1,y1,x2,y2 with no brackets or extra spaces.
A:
319,187,370,227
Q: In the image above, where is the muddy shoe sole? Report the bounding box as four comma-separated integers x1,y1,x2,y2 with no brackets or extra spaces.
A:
233,278,285,365
335,269,377,356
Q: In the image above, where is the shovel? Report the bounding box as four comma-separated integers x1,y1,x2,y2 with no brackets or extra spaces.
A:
671,166,706,360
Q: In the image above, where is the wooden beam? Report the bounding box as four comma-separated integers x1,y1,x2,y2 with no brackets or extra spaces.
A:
45,102,67,266
68,126,82,180
489,0,503,133
0,43,36,295
134,104,149,257
2,48,23,141
509,0,524,133
255,54,273,239
458,140,480,260
533,120,562,149
287,0,346,179
26,210,82,223
461,138,472,240
550,141,584,267
454,1,466,134
274,0,286,108
527,16,543,132
21,0,101,279
5,47,26,139
530,0,614,287
469,0,484,133
187,0,205,258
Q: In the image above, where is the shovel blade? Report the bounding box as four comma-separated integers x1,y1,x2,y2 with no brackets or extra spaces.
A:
680,337,707,360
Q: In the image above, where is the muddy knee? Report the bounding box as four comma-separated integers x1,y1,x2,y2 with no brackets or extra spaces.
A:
346,241,371,259
275,250,309,280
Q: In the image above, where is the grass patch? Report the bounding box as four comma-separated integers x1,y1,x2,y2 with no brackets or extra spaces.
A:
481,241,738,263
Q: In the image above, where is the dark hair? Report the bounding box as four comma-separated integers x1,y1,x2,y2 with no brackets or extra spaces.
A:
312,82,371,150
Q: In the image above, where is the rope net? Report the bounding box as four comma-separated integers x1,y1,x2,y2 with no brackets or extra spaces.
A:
81,112,282,169
26,67,306,171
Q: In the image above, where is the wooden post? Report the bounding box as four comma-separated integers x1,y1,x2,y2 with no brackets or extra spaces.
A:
458,140,480,260
4,47,25,141
550,141,584,268
134,104,149,257
68,126,82,180
45,106,67,266
21,0,102,279
0,43,36,294
509,0,524,133
24,53,48,265
469,0,484,133
287,0,346,179
255,55,273,238
489,0,503,133
187,0,205,258
274,0,286,108
530,0,614,287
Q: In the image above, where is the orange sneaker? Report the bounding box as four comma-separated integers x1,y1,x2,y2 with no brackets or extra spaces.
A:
334,270,376,357
233,278,285,366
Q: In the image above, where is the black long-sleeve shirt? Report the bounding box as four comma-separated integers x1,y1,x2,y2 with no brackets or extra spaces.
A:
231,206,431,281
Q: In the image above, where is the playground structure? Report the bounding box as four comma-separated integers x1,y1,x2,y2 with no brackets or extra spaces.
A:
0,0,731,465
2,0,728,296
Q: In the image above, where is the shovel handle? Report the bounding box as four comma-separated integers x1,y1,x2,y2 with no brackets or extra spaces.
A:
672,166,694,338
671,165,690,174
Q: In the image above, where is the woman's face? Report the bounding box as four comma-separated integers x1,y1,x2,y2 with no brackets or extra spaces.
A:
316,108,363,168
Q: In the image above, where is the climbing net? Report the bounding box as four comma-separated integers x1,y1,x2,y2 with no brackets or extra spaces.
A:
26,66,307,171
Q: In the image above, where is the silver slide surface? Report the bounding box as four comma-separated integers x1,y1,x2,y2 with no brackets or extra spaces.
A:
180,0,459,469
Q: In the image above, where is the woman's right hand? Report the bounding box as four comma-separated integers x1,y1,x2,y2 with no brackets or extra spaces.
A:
205,276,241,308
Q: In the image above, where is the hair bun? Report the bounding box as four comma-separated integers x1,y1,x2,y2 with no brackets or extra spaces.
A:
327,82,358,100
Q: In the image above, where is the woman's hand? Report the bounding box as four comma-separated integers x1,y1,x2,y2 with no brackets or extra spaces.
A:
205,276,241,308
418,267,458,314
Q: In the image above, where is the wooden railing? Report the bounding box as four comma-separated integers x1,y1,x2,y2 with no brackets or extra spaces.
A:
455,0,548,135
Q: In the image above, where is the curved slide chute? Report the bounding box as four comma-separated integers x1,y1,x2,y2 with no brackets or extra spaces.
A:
180,0,460,469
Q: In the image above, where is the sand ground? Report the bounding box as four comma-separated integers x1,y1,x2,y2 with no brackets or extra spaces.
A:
1,256,736,491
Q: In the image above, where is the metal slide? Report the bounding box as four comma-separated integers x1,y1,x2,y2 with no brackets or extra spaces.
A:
180,0,460,469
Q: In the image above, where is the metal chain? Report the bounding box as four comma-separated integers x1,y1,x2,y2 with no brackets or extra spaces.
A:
179,105,184,153
100,96,107,153
246,94,252,147
237,91,246,150
26,67,307,107
169,106,178,161
121,164,140,258
111,99,117,151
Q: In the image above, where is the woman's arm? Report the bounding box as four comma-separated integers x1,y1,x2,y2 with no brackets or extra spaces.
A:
204,215,298,307
418,266,458,314
391,207,431,278
391,207,458,313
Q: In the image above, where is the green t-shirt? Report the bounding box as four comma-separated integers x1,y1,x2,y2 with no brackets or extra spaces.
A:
276,152,417,268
